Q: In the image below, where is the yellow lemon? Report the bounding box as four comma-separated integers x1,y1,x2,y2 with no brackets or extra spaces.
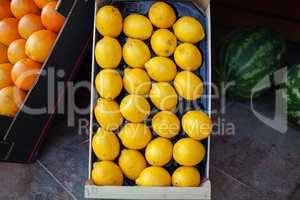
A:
174,43,202,71
182,111,212,140
92,129,120,161
123,38,151,68
136,166,171,186
95,36,122,69
96,6,123,37
173,16,205,43
123,14,153,40
123,68,151,95
92,161,123,186
94,99,123,131
172,166,201,187
119,123,152,150
120,94,150,122
145,57,177,82
152,111,180,138
150,82,177,111
145,137,173,166
173,138,205,166
174,71,203,100
151,29,177,57
148,1,176,28
118,149,147,180
95,69,123,99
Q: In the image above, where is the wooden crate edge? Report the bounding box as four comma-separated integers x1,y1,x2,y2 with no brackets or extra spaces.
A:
84,180,211,200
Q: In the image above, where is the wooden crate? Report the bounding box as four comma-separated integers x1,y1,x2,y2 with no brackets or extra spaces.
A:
85,0,212,199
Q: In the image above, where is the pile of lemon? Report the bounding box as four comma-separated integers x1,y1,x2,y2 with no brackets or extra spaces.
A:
92,1,212,187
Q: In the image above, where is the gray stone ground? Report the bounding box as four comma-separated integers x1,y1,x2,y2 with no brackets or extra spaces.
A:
0,94,299,200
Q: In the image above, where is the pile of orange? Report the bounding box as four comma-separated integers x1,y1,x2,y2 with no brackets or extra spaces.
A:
0,0,65,117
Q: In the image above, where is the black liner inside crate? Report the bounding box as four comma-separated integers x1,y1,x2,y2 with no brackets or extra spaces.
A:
92,0,209,186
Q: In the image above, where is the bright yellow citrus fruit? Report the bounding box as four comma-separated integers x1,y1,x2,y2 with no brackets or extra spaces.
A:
118,149,147,180
123,38,151,68
95,36,122,69
119,123,152,150
92,161,123,186
94,98,123,131
120,94,150,123
150,82,178,111
95,69,123,99
92,128,120,161
145,137,173,166
174,71,203,100
96,5,123,37
123,14,153,40
173,138,205,166
148,1,176,28
145,57,177,82
174,43,202,71
182,110,212,140
136,166,171,186
151,29,177,57
152,111,180,138
173,16,205,43
172,166,201,187
123,68,151,95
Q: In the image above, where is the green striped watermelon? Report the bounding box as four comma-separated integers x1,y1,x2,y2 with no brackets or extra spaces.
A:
283,64,300,125
214,27,286,100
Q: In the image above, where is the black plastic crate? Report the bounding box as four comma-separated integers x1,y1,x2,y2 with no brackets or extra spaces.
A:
0,0,94,163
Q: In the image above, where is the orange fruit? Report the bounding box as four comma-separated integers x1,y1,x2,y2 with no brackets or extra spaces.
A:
0,63,14,89
0,43,8,63
0,86,26,116
25,29,57,63
33,0,54,9
11,58,42,90
18,14,44,39
41,1,65,33
10,0,40,19
0,0,13,20
8,39,27,64
0,18,21,46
